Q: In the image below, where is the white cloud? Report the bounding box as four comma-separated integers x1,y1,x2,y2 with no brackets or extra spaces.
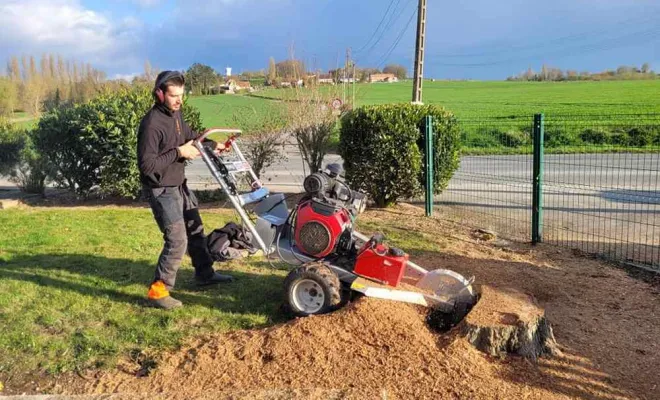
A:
0,0,144,72
111,72,140,81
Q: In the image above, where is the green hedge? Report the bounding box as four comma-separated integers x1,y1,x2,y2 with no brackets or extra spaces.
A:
339,103,461,207
0,119,26,177
33,87,204,198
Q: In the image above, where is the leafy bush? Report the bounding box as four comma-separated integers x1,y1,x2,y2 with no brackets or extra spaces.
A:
0,119,48,194
33,87,204,198
494,129,530,147
609,130,630,146
626,127,654,147
462,129,501,148
12,132,48,195
284,84,340,173
232,107,287,178
544,128,577,147
339,103,461,207
0,118,26,177
579,128,609,145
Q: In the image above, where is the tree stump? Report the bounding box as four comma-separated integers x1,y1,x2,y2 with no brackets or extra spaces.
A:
461,285,559,361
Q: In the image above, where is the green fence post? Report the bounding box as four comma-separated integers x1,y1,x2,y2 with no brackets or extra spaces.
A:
532,113,544,244
425,116,433,216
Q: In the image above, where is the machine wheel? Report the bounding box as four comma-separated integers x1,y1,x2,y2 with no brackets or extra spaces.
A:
284,262,342,317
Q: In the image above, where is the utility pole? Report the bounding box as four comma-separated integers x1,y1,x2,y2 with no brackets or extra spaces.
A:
343,48,351,104
412,0,427,104
351,62,357,108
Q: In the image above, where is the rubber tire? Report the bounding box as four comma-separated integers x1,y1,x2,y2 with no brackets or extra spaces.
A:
284,262,342,317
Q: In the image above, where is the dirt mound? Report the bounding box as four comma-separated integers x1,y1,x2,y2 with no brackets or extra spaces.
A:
80,294,626,400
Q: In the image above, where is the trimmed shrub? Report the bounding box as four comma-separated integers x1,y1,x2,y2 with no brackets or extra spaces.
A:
0,118,25,177
579,128,609,145
33,87,204,198
495,129,531,147
339,103,461,207
627,127,654,147
544,128,577,147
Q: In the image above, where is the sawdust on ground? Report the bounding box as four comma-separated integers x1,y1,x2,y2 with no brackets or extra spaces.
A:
19,204,660,399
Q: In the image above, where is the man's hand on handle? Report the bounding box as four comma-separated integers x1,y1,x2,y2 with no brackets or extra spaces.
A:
214,142,227,155
177,140,200,160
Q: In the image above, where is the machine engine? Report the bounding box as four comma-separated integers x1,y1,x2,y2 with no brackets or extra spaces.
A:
293,164,365,258
292,164,408,287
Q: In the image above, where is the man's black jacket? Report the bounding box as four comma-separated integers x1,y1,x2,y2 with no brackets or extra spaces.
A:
137,103,214,188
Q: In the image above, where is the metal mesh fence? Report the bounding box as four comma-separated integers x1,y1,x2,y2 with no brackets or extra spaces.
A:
434,116,535,241
432,113,660,271
542,114,660,270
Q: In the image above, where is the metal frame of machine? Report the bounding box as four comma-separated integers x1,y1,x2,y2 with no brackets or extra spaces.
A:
194,128,476,320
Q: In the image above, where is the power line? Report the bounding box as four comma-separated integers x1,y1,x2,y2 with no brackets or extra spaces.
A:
426,11,660,59
375,7,419,68
355,0,414,63
353,0,398,54
426,26,660,67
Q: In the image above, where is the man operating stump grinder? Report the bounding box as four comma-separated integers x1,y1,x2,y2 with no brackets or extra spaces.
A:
137,70,234,310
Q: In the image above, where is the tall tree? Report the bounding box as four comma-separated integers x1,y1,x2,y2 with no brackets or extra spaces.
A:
268,57,277,84
275,59,305,80
7,57,20,82
383,64,407,79
57,55,67,84
48,54,56,81
21,56,29,81
185,63,217,95
0,77,18,116
641,63,651,74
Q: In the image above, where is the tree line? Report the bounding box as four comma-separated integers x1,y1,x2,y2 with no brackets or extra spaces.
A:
507,63,657,82
1,54,115,117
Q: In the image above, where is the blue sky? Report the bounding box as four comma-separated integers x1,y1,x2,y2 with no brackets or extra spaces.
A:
1,0,658,80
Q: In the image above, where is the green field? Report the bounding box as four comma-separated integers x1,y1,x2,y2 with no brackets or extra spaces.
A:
189,80,660,152
248,80,660,117
186,94,279,129
352,80,660,117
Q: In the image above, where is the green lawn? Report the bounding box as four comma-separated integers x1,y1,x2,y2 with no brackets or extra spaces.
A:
0,207,287,375
239,80,660,153
10,111,37,130
186,94,279,129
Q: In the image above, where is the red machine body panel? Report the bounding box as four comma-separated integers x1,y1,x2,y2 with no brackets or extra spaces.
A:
353,243,409,287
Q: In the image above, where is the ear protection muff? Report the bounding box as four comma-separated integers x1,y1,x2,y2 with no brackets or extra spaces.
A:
153,71,185,103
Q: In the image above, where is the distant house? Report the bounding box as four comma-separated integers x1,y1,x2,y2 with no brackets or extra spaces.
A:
213,79,253,94
215,79,238,94
317,74,335,85
339,77,357,83
369,73,398,83
236,80,253,92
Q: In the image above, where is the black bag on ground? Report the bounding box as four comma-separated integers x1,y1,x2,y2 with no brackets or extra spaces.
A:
207,222,257,261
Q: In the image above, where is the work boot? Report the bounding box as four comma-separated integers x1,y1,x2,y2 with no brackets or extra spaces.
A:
149,295,183,310
195,271,234,286
147,280,182,310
